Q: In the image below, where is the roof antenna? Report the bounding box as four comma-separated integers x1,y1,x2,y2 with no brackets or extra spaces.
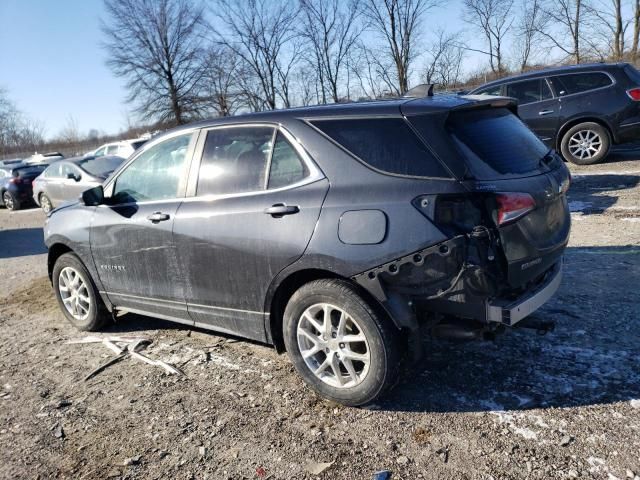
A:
403,83,435,98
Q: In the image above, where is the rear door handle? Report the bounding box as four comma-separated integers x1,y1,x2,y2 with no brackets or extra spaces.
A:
538,109,554,116
264,203,300,217
146,212,170,223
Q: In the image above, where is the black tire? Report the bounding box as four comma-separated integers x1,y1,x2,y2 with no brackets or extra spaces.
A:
560,122,611,165
40,193,53,213
2,191,20,211
283,279,400,406
52,252,110,331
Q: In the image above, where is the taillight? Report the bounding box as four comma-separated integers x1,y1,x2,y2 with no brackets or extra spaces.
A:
496,193,536,225
626,88,640,101
9,177,22,185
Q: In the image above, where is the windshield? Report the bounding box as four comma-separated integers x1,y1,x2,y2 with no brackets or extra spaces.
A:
77,156,124,178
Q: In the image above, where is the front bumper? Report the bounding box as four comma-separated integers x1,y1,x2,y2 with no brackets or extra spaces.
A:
486,261,562,326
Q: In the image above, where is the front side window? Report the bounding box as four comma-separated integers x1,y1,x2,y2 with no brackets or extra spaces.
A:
94,146,107,157
311,118,450,178
44,163,62,178
61,163,78,178
553,72,612,95
196,126,274,196
112,133,192,203
106,145,119,155
505,79,552,104
268,133,309,189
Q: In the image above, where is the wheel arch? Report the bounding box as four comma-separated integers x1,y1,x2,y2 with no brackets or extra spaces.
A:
266,268,392,353
47,243,74,281
556,116,615,150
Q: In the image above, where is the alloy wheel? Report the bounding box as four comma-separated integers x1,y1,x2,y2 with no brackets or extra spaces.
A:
3,192,14,210
568,130,602,161
297,303,371,388
41,194,52,213
58,267,91,321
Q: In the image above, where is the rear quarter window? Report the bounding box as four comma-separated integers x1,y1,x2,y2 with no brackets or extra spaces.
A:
310,117,450,178
552,72,612,95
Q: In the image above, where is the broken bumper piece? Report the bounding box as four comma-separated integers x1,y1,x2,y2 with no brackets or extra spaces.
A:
486,261,562,326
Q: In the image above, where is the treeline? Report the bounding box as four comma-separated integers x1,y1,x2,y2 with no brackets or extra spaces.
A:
101,0,640,126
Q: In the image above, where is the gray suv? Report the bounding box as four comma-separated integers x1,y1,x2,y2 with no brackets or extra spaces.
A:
44,95,570,405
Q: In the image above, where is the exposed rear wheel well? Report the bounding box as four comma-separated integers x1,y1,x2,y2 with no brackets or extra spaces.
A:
48,243,73,280
268,269,393,353
557,117,614,150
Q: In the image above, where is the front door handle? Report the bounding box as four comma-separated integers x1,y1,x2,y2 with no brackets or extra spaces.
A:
538,109,554,116
264,203,300,217
147,212,170,223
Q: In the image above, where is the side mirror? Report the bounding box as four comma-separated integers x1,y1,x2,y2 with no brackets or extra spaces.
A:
82,185,104,206
67,172,81,182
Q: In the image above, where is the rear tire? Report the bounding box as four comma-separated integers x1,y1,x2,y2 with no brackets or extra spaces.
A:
40,193,53,213
283,279,400,406
560,122,610,165
2,191,19,211
52,253,110,331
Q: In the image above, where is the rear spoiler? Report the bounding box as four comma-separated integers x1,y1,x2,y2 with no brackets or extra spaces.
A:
401,95,518,117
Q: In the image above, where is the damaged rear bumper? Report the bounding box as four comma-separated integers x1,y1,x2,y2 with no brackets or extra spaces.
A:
486,260,562,326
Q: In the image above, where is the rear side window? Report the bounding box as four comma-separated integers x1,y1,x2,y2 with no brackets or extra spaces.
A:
505,79,552,104
552,72,612,95
268,133,309,189
311,118,450,178
475,85,502,96
197,127,274,196
445,107,548,177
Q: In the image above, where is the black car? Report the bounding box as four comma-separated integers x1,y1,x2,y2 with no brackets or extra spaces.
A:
469,62,640,164
44,95,570,405
0,163,49,210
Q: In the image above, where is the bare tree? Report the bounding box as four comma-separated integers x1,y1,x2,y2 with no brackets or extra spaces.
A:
202,46,244,117
538,0,588,64
0,88,46,156
57,115,81,144
299,0,363,103
362,0,436,95
590,0,628,60
514,0,545,71
463,0,514,76
212,0,300,110
633,0,640,61
102,0,207,125
422,30,466,89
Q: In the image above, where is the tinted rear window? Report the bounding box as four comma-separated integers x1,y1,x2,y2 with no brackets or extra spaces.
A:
15,166,46,177
553,72,612,95
445,107,548,177
311,118,450,178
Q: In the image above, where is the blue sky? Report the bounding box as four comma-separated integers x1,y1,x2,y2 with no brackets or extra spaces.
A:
0,0,482,139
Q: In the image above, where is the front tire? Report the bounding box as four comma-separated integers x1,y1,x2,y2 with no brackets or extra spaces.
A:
283,279,400,406
52,253,109,331
560,122,610,165
40,193,53,213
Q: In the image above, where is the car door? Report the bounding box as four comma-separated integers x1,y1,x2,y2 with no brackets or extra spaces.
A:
42,162,64,202
505,78,560,145
173,125,328,341
60,164,87,202
90,131,197,322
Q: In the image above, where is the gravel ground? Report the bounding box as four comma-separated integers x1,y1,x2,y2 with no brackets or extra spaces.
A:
0,154,639,480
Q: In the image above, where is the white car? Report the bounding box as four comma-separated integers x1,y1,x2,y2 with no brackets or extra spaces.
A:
85,138,147,159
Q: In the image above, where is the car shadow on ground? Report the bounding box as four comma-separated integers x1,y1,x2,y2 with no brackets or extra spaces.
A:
380,245,640,413
0,227,47,259
567,174,639,215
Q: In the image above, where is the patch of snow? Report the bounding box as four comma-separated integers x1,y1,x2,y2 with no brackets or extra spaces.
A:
630,399,640,409
622,217,640,222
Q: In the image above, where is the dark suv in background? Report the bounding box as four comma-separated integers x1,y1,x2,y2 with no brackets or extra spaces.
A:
469,63,640,164
45,95,570,405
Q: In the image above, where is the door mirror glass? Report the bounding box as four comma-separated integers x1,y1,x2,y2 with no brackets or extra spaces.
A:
112,133,192,203
82,185,104,206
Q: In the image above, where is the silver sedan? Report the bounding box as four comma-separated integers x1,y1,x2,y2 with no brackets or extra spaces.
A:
33,156,124,212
